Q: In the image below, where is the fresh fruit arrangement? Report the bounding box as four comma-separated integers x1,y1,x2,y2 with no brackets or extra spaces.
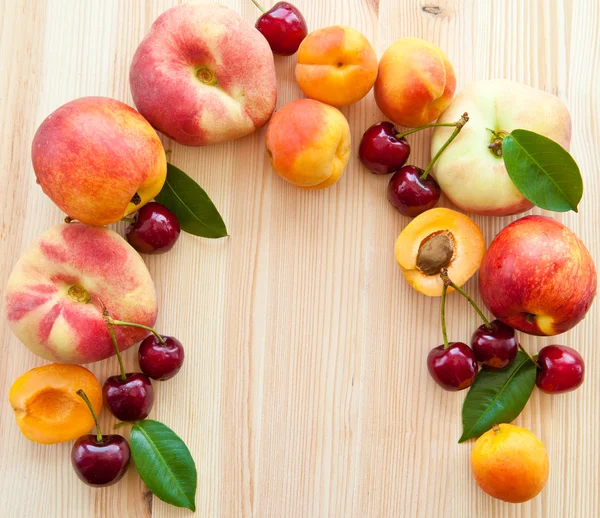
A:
4,0,597,510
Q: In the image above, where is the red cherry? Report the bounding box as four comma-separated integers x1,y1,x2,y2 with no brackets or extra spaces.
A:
139,335,185,381
358,122,410,174
103,373,154,421
536,345,584,393
254,1,307,56
471,320,518,370
427,342,478,391
387,166,441,217
126,202,180,254
72,434,130,487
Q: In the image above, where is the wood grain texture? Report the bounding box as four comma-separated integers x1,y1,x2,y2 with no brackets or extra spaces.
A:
0,0,598,516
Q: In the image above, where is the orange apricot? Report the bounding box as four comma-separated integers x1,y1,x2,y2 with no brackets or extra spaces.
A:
295,26,378,107
9,363,103,444
395,208,485,296
471,424,549,503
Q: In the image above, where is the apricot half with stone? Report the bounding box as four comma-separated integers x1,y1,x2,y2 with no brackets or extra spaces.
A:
395,208,485,296
9,363,102,444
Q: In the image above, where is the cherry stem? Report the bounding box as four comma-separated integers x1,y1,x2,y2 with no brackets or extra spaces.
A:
395,121,458,139
250,0,266,13
106,320,127,381
109,319,166,345
421,112,469,180
113,421,139,430
121,217,135,224
77,389,102,443
440,269,491,328
518,343,541,368
440,282,449,349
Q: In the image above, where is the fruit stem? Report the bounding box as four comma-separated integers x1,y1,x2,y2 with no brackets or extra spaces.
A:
492,424,501,435
421,112,469,180
518,343,541,368
250,0,266,13
395,122,458,139
440,281,449,349
109,319,166,345
77,389,102,443
121,217,135,224
113,421,139,430
440,269,491,327
106,321,127,381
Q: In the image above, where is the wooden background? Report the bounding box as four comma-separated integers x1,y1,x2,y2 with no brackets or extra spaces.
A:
1,0,598,516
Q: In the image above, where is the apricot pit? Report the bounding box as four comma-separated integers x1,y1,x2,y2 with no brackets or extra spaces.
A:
395,208,485,296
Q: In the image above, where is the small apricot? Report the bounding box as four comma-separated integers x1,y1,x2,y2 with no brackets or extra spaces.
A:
395,208,485,296
471,424,549,503
9,363,103,444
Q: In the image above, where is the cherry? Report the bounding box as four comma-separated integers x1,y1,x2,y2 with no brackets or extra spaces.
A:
71,390,130,487
387,165,441,217
358,122,410,175
427,342,479,391
253,1,307,56
471,319,518,370
536,345,584,394
139,335,185,381
103,372,154,421
126,202,180,254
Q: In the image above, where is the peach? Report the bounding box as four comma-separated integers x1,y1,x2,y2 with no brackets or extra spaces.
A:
374,38,456,127
32,97,166,226
265,99,351,189
295,26,377,106
395,208,485,296
130,3,277,146
5,223,158,364
479,215,596,336
9,364,103,444
471,424,549,503
431,80,572,216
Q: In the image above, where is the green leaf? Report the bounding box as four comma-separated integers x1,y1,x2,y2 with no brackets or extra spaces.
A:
502,129,583,212
131,420,197,511
459,352,536,443
155,163,228,238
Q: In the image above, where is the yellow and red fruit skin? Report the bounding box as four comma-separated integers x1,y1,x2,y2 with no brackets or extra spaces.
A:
479,215,597,336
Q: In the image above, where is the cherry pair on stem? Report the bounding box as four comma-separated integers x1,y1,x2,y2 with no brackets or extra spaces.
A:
359,113,469,217
427,269,584,394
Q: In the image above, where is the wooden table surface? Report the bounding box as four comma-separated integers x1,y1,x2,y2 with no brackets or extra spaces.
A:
1,0,599,516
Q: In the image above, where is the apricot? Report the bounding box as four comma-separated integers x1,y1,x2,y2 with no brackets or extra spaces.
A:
471,424,549,503
374,38,456,127
395,208,485,296
265,99,351,189
9,364,103,444
295,26,378,107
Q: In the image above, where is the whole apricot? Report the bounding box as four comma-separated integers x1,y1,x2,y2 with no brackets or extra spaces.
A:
395,208,485,296
9,364,103,444
471,424,549,503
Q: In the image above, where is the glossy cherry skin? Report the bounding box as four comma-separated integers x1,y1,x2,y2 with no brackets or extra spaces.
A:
387,166,441,217
359,122,410,175
126,202,180,254
138,335,185,381
536,345,585,394
471,319,518,370
103,373,154,421
427,342,479,391
255,2,307,56
71,434,130,487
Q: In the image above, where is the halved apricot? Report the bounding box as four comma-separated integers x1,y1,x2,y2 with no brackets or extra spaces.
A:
9,363,102,444
395,208,485,296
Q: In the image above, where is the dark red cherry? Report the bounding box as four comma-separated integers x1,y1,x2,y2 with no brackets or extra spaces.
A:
387,165,441,217
126,202,180,254
536,345,584,394
359,121,410,175
427,342,478,391
71,434,130,487
139,335,185,381
254,1,307,56
103,373,154,421
471,320,518,370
